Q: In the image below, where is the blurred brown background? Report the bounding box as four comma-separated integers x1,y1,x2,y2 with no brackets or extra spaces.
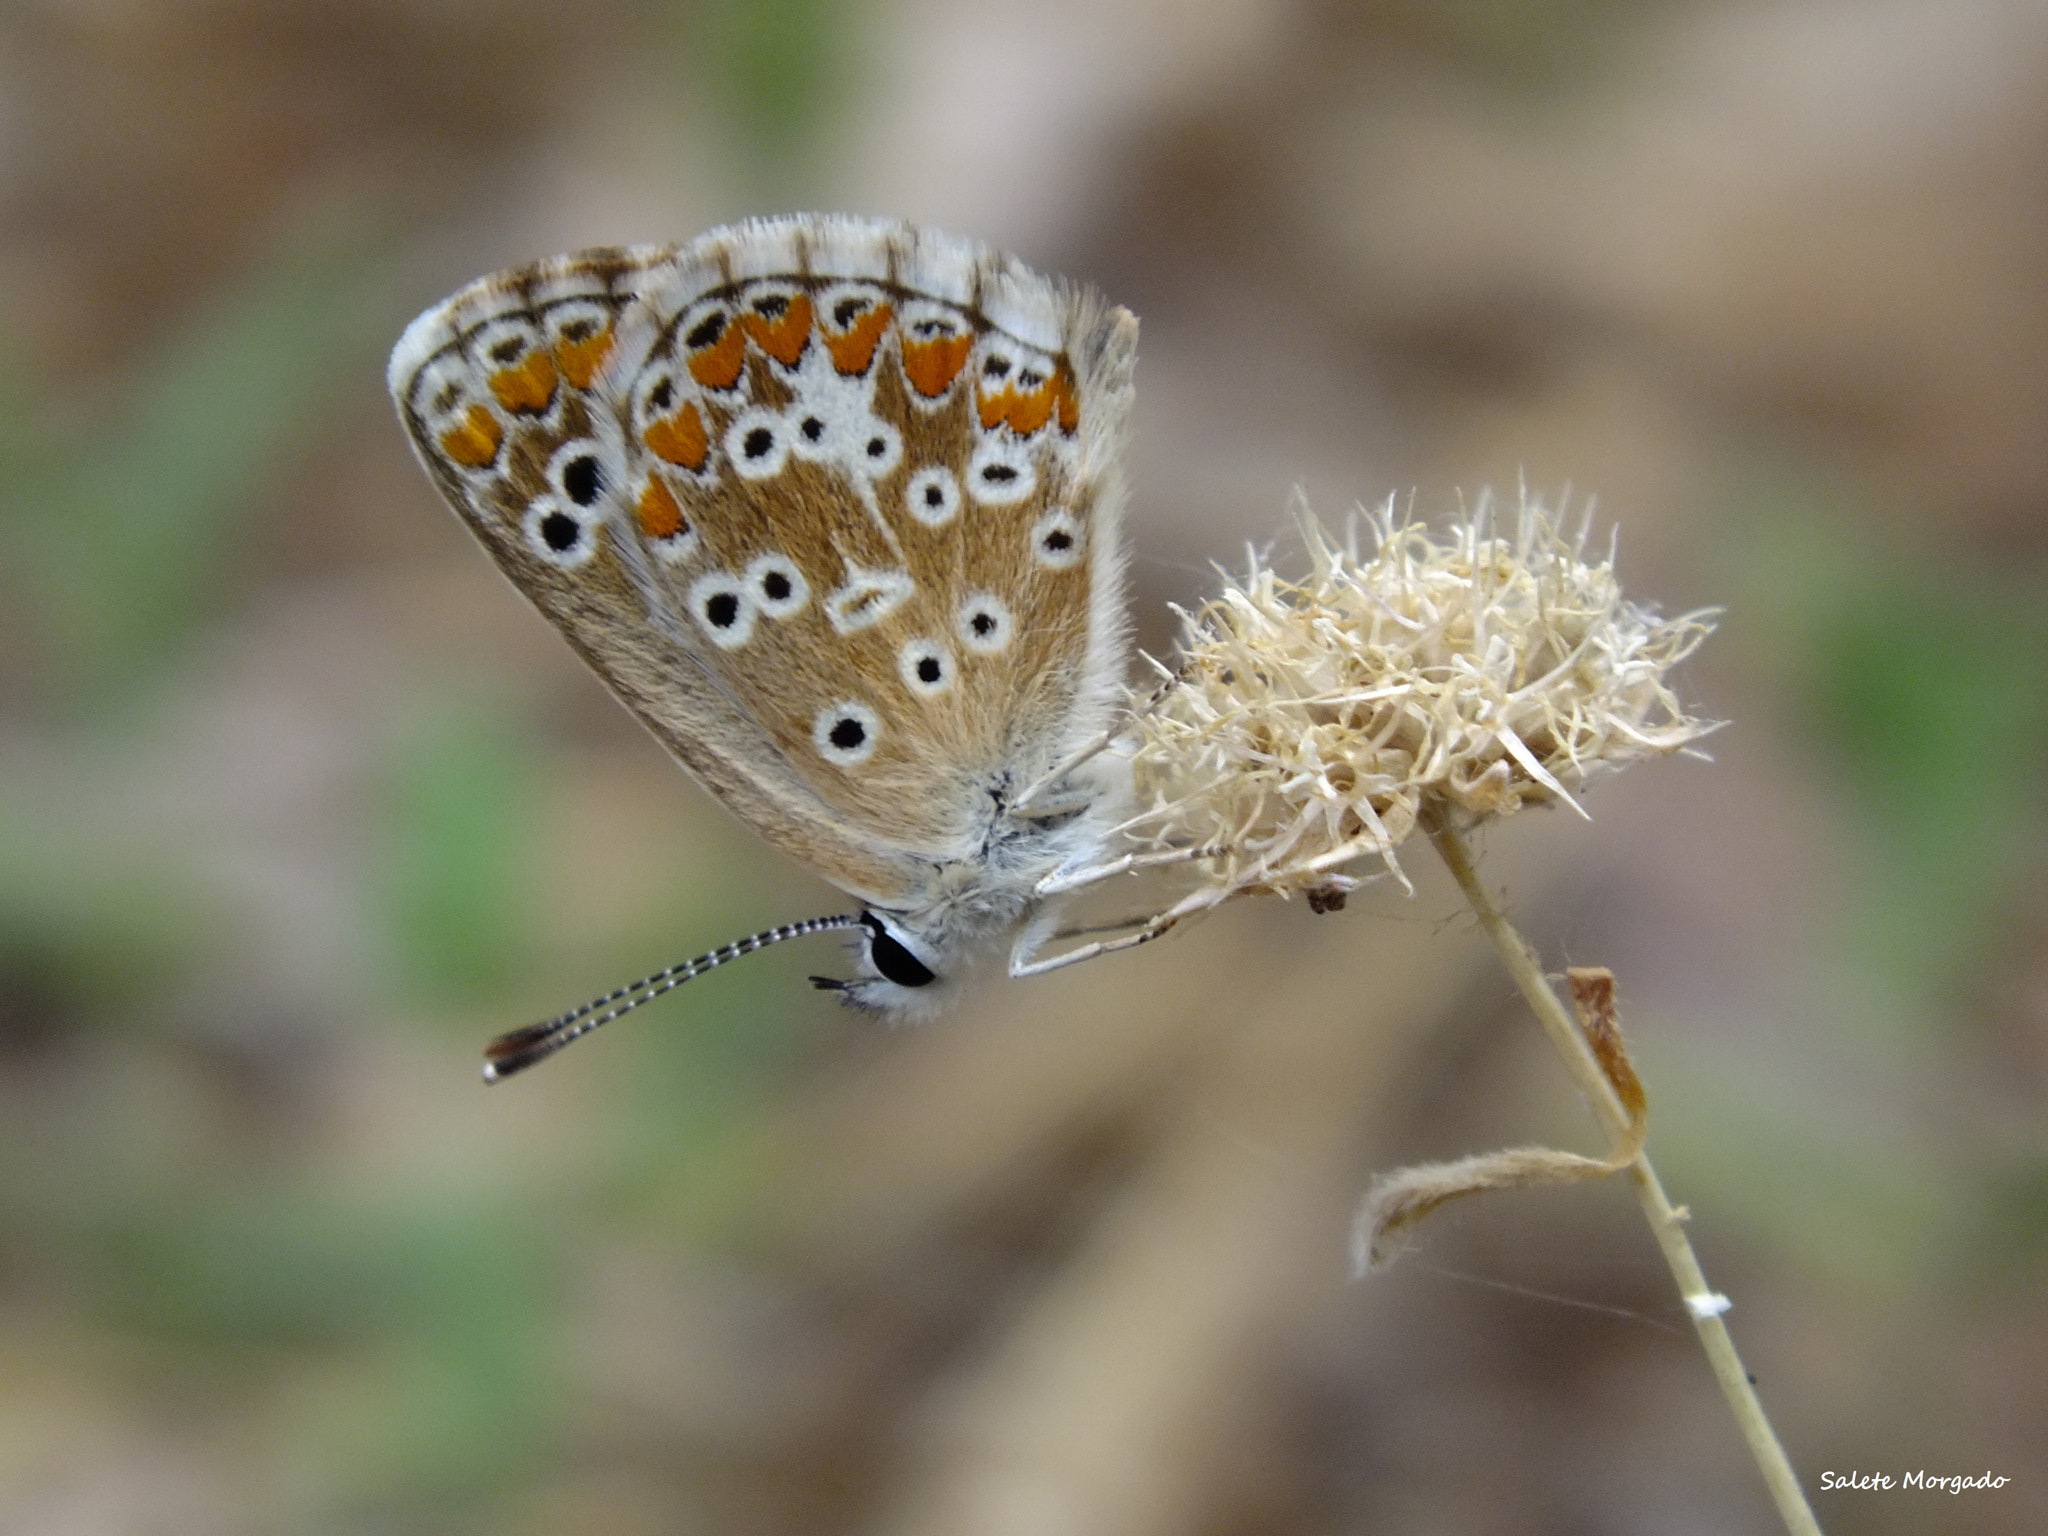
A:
3,2,2045,1532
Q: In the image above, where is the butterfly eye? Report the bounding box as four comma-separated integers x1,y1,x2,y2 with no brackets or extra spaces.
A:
813,701,880,767
956,593,1014,655
898,638,954,697
860,912,936,988
905,467,960,527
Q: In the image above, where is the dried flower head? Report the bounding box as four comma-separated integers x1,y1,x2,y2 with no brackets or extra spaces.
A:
1108,491,1719,911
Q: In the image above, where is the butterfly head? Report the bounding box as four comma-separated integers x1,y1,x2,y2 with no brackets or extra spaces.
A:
809,908,954,1016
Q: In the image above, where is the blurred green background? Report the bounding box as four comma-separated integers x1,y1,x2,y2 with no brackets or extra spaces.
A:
2,1,2044,1532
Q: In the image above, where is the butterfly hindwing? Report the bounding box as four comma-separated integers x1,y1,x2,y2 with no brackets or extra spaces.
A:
390,217,1136,905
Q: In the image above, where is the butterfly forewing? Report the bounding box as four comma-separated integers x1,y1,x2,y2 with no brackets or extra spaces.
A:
390,216,1135,905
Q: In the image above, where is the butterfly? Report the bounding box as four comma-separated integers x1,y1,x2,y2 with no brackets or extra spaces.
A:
388,215,1141,1079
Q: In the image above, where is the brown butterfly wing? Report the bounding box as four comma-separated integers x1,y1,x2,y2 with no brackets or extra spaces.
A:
389,219,1135,902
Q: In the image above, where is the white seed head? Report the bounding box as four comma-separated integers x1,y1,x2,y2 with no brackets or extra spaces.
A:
1117,490,1721,904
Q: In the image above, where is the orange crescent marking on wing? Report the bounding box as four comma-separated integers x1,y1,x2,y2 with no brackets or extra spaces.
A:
978,375,1057,434
825,302,892,375
644,400,710,470
1006,377,1057,435
901,328,974,398
489,351,558,414
687,318,747,390
554,325,615,390
440,403,504,468
634,475,688,540
742,292,814,367
977,387,1008,430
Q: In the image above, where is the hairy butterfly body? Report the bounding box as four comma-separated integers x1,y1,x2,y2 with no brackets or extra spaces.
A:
388,215,1138,1073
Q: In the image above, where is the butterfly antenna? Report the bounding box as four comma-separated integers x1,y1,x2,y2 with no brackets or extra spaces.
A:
482,914,864,1083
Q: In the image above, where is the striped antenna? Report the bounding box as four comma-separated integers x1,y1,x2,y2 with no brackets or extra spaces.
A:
482,913,863,1082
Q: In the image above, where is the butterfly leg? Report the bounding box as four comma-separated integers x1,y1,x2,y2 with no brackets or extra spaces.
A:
1041,914,1167,942
1008,883,1227,978
1035,842,1226,897
1015,800,1426,979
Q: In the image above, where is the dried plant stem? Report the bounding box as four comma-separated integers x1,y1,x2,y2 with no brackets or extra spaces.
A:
1428,821,1823,1536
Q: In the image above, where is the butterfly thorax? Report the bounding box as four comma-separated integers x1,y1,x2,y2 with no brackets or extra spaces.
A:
845,752,1129,1013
